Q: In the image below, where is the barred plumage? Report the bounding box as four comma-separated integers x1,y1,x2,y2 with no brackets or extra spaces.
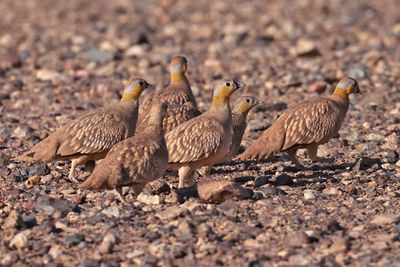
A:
199,96,259,176
17,78,151,182
236,76,361,165
165,79,243,188
80,102,169,201
137,56,200,134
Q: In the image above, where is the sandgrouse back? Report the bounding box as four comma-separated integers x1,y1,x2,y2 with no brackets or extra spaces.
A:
17,78,151,182
80,102,169,200
236,76,361,165
138,56,200,133
199,95,259,177
165,79,243,188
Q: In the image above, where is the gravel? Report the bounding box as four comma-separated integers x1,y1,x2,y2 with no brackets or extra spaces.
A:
1,0,400,265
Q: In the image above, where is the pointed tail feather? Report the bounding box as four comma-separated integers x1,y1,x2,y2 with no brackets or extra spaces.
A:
80,166,113,190
236,140,275,160
14,151,35,162
16,136,60,163
235,126,285,161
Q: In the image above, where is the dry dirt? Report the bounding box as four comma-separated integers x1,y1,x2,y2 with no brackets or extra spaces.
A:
0,0,400,266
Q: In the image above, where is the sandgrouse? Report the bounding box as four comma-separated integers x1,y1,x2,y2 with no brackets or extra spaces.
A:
236,76,361,166
166,79,243,188
80,102,168,201
138,55,200,133
199,95,260,176
17,78,151,182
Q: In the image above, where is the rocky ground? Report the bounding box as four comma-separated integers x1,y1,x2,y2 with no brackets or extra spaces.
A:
1,0,400,266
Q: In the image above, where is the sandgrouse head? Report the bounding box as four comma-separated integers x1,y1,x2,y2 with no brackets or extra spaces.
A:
212,79,244,107
334,76,361,96
122,78,151,102
234,96,261,114
170,56,188,74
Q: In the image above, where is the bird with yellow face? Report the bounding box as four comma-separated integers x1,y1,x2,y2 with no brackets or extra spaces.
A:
138,55,201,134
17,78,151,182
237,76,361,166
165,79,243,188
199,95,260,177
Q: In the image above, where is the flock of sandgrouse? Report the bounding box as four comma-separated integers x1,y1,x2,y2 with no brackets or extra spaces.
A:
17,55,362,201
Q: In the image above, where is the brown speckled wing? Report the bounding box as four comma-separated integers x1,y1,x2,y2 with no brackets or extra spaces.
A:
156,84,195,106
56,109,127,156
163,102,201,133
140,86,193,112
139,91,156,113
280,97,344,150
226,113,246,158
138,86,196,128
166,117,224,163
112,138,167,186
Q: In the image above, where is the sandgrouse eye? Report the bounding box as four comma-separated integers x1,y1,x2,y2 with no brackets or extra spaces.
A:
198,95,259,178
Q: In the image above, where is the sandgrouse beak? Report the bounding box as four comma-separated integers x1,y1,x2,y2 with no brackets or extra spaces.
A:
233,80,245,91
355,84,362,95
146,81,155,89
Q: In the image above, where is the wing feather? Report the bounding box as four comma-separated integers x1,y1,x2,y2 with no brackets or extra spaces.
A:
56,109,127,156
281,97,344,150
166,117,224,163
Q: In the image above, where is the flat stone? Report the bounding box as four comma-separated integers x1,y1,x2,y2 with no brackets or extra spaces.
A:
0,50,21,69
197,180,253,203
101,206,120,218
347,63,369,79
79,258,100,267
371,214,399,226
9,230,31,249
294,38,320,57
64,234,85,247
308,80,327,94
303,189,316,200
329,237,350,253
155,206,187,221
35,196,78,218
26,164,50,176
322,187,341,195
136,192,161,205
286,231,311,247
36,69,64,82
99,232,117,254
85,49,114,62
254,176,269,188
256,185,286,197
274,174,294,186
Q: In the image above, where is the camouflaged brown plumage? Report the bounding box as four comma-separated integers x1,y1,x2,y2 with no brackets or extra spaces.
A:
17,78,151,182
236,76,361,165
199,96,260,176
80,102,168,201
137,56,201,134
166,79,243,188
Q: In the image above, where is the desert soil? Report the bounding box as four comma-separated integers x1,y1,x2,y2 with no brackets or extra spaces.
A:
0,0,400,266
